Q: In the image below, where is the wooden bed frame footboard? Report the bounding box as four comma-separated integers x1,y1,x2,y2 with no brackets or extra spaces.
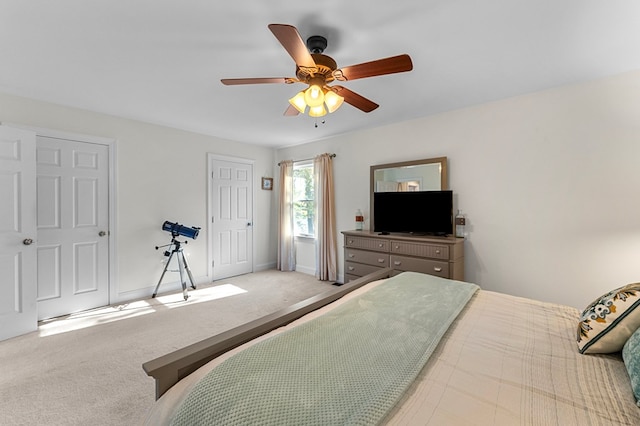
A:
142,268,393,399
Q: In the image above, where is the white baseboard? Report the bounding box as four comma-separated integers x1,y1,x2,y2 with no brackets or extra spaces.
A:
111,261,298,305
111,275,210,304
254,261,276,272
294,265,315,276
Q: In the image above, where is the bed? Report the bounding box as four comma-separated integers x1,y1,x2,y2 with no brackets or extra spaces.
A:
142,268,640,425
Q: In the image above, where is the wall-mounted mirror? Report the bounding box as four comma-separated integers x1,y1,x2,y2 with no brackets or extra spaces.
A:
369,157,448,230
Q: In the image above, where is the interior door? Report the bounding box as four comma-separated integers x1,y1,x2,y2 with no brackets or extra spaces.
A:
36,136,110,320
210,157,253,280
0,126,37,341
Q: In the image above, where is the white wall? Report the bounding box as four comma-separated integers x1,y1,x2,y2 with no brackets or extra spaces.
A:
4,69,639,309
293,237,316,276
0,92,276,302
276,70,640,309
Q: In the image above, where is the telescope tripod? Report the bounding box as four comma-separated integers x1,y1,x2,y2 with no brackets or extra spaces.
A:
153,236,196,300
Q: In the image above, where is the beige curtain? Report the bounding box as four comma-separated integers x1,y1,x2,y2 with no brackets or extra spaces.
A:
314,154,337,281
277,160,295,271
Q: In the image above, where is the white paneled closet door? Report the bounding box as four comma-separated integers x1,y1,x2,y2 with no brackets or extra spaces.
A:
0,126,37,341
36,136,110,320
210,156,254,280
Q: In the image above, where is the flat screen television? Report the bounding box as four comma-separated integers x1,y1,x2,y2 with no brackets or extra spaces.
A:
373,190,453,235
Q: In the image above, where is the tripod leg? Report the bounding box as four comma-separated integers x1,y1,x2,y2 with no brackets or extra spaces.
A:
177,251,189,301
181,253,196,290
153,251,175,298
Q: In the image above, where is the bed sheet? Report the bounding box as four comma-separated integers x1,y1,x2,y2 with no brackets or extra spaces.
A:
144,280,640,425
384,290,639,425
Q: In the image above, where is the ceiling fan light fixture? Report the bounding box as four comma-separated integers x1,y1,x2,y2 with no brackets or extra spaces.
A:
289,91,307,113
308,104,327,117
324,90,344,113
304,84,325,107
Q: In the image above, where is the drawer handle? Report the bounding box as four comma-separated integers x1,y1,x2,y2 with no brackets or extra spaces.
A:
394,261,402,266
378,243,384,248
348,239,353,244
348,266,355,271
435,250,441,254
434,267,442,272
395,245,399,249
378,258,385,263
349,254,355,258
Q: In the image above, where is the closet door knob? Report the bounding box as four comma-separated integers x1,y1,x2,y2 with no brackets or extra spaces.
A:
23,238,34,245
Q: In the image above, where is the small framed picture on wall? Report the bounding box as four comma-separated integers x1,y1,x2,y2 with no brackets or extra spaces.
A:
261,177,273,190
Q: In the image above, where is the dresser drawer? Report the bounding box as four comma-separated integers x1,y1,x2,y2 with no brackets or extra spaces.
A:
344,248,389,267
344,236,389,252
345,261,384,277
390,255,450,278
342,230,464,282
390,241,449,260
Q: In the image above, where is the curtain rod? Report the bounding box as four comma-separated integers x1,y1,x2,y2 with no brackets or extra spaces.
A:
278,153,336,166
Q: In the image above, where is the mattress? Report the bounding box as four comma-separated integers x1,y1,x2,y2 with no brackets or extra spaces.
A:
144,278,640,425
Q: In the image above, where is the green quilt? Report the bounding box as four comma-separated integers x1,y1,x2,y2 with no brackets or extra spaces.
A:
170,272,479,426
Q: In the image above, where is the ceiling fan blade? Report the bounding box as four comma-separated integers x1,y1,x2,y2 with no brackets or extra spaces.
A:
221,77,293,85
331,86,379,113
284,105,300,116
268,24,317,70
334,54,413,81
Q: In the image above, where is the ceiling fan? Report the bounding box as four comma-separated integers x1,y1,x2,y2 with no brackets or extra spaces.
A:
221,24,413,117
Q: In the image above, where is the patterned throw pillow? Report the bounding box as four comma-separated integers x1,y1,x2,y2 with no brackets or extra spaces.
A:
622,326,640,406
577,283,640,354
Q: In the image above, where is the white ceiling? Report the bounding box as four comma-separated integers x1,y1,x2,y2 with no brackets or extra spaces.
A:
2,1,640,148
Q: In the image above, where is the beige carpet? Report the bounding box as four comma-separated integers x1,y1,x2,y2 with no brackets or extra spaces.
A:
0,270,330,426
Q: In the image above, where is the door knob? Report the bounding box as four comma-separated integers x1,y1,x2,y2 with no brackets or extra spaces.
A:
98,231,107,237
23,238,34,245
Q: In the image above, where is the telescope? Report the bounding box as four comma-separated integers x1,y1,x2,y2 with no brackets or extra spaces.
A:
162,221,200,240
154,221,200,300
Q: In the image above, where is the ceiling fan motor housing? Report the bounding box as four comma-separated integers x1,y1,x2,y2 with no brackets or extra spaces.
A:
296,54,337,83
294,35,336,83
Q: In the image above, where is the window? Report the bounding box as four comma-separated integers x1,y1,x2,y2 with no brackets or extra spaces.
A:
292,162,315,237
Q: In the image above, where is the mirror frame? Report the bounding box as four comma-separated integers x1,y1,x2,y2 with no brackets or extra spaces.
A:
369,156,448,231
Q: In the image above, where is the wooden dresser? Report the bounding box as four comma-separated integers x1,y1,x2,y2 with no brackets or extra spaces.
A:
342,230,464,283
